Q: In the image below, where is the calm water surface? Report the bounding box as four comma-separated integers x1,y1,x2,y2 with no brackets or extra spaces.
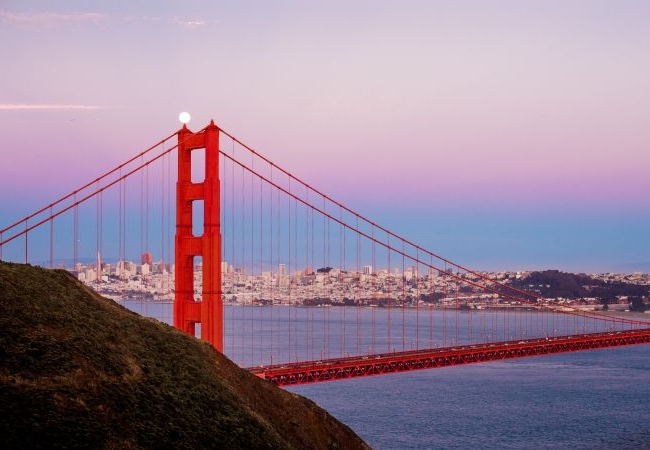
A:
290,346,650,449
122,301,650,449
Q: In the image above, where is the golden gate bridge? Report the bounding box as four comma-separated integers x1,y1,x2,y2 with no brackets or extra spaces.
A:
2,120,649,386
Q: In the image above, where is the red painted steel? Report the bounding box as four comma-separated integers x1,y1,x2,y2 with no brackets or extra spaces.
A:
251,329,650,386
5,120,650,378
174,121,223,351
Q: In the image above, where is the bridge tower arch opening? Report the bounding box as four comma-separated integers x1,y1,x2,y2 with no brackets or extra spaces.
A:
174,120,223,351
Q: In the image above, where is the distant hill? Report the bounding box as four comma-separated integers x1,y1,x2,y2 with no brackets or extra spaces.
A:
0,261,368,450
510,270,648,301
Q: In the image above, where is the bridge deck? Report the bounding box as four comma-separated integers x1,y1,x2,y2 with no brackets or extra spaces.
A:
249,329,650,386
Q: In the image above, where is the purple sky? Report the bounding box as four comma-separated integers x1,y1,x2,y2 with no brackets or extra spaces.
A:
1,1,649,272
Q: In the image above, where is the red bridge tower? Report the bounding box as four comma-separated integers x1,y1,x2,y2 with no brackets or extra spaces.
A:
174,120,223,351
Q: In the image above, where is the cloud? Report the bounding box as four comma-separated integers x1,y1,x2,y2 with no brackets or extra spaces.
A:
130,15,210,28
0,104,108,111
0,11,108,27
1,10,210,29
173,18,207,29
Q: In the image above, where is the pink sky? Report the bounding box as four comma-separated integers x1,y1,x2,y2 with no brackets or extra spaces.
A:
1,1,649,271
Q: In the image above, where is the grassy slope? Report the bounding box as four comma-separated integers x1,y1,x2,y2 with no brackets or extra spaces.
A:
0,261,368,450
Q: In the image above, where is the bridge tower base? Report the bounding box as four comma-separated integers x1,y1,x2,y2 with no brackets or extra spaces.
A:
174,121,223,351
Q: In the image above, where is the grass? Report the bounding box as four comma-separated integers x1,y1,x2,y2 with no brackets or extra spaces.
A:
0,261,368,450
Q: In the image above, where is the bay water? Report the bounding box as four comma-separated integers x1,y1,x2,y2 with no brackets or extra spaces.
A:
122,301,650,449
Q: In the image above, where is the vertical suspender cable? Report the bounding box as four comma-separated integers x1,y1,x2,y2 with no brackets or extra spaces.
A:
73,193,79,276
160,150,165,302
371,227,375,353
321,201,327,359
140,156,144,264
340,206,346,356
160,151,166,306
356,215,360,355
167,146,174,322
427,255,435,348
99,189,103,287
416,250,420,349
287,179,292,364
402,240,406,351
443,265,448,347
95,181,100,290
241,162,247,364
293,194,298,361
143,165,148,316
466,278,471,344
387,235,392,352
269,166,274,366
118,170,123,281
230,138,236,360
250,158,255,364
49,207,54,268
306,190,313,361
24,220,28,264
454,270,459,345
145,165,149,263
257,167,260,364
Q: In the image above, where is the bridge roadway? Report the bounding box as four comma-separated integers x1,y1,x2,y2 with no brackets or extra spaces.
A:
249,328,650,386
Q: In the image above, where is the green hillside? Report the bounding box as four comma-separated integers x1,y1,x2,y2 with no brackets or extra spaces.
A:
0,261,368,450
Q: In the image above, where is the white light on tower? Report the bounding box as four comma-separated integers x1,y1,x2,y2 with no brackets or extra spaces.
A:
179,111,191,124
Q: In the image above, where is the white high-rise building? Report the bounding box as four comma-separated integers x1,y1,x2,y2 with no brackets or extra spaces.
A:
85,267,97,282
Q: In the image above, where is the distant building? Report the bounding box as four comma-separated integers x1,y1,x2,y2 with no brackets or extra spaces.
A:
84,267,97,282
141,252,153,266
